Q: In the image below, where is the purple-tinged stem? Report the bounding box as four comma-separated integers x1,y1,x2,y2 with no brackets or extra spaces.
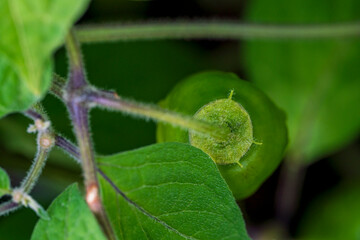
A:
0,201,20,216
25,109,44,121
64,30,115,240
22,105,54,194
55,135,80,162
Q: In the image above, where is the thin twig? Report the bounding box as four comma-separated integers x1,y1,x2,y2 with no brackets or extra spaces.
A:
22,106,54,194
0,201,20,216
75,20,360,43
50,78,231,141
88,89,230,140
1,106,55,217
24,108,80,163
20,146,52,193
55,135,80,162
51,74,67,99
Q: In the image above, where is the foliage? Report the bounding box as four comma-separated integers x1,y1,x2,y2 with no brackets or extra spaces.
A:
0,0,89,118
98,143,249,239
244,0,360,162
31,184,107,240
0,0,359,239
0,167,10,196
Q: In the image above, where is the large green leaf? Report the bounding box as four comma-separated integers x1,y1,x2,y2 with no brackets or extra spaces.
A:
243,0,360,162
0,167,10,196
31,184,107,240
0,0,90,118
98,142,250,240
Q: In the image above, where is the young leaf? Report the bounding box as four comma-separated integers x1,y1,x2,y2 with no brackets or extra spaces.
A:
0,167,11,196
31,184,107,240
0,0,90,118
243,0,360,162
98,142,250,240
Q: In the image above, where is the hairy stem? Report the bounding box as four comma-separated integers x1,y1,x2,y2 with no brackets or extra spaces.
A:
25,108,80,163
0,201,20,216
89,89,230,140
55,135,80,161
51,74,67,99
20,146,52,193
65,30,97,203
22,106,54,194
75,20,360,43
64,30,115,240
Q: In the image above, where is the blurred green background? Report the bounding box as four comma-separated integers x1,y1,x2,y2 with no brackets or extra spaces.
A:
0,0,359,239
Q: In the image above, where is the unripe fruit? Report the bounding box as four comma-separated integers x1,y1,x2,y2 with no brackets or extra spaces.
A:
190,95,254,165
157,71,287,199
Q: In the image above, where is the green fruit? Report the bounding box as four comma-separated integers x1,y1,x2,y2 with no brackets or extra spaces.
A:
190,95,254,165
157,71,287,199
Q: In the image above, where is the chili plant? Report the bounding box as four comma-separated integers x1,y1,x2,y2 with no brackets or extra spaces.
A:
0,0,360,239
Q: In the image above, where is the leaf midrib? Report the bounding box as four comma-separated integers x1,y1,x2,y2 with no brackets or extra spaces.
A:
98,169,196,240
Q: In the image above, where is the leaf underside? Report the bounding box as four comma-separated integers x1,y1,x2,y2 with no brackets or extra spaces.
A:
0,0,89,118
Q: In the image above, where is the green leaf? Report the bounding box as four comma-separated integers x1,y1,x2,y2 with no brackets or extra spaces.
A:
299,182,360,240
31,184,107,240
98,142,250,240
0,167,11,196
0,0,90,118
243,0,360,162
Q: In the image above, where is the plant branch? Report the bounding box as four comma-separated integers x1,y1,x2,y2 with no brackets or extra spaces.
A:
0,201,20,216
75,20,360,43
24,108,80,164
65,30,83,69
88,89,231,140
55,135,80,162
64,30,115,240
22,106,54,194
20,144,52,193
51,74,67,99
65,29,97,202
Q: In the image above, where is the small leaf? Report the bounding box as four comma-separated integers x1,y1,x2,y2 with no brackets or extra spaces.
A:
0,167,11,196
244,0,360,162
0,0,90,118
98,142,250,240
31,184,107,240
